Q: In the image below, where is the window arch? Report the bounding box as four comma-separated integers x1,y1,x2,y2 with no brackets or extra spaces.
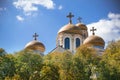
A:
64,37,70,49
76,38,80,48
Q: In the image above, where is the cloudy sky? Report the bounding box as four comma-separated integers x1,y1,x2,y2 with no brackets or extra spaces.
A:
0,0,120,54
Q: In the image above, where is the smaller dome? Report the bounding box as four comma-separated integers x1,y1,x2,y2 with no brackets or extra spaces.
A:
83,35,105,48
76,23,87,30
25,40,45,52
58,23,82,34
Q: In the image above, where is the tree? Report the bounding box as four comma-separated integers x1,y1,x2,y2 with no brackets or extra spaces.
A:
58,51,73,80
41,51,73,80
98,40,120,80
14,50,43,80
0,54,16,79
0,48,6,56
72,45,98,80
41,52,61,80
0,40,120,80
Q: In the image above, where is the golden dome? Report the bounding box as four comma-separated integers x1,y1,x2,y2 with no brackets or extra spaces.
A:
83,35,105,47
58,23,82,34
76,23,87,30
25,40,45,52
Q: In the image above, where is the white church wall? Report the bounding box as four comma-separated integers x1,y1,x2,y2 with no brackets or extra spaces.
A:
73,34,82,53
57,32,84,53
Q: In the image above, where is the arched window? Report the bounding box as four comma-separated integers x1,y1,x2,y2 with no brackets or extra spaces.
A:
64,37,70,49
76,38,80,48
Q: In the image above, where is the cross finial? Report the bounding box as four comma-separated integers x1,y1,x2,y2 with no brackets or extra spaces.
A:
66,12,74,24
77,17,82,23
90,27,97,35
33,33,39,40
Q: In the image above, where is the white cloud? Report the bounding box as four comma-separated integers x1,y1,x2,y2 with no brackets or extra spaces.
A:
58,5,63,10
13,0,55,15
16,15,24,21
87,12,120,44
108,12,120,19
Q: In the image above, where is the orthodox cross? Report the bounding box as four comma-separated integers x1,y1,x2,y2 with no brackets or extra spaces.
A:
77,17,82,23
66,12,74,24
90,27,96,35
33,33,39,40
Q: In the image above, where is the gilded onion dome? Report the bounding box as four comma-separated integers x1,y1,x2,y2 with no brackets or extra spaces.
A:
25,33,45,52
83,27,105,48
58,12,82,34
76,17,87,30
25,40,45,52
83,35,105,48
58,23,82,34
76,23,87,30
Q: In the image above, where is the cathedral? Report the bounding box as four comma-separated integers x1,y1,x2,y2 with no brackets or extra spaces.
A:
24,12,105,55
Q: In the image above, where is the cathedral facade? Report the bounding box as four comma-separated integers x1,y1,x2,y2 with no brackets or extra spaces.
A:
24,12,105,55
56,12,88,53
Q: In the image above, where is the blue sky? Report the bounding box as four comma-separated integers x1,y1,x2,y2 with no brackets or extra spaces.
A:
0,0,120,54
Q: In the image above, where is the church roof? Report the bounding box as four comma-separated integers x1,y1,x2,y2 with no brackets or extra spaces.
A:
75,17,87,30
76,23,87,30
49,45,66,53
58,12,83,34
83,35,105,48
58,23,82,34
25,40,45,52
24,33,45,52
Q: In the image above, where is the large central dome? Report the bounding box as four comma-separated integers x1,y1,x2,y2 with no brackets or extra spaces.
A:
58,23,82,34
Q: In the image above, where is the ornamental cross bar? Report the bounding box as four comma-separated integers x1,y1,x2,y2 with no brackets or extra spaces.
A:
90,27,97,35
33,33,39,40
66,12,74,24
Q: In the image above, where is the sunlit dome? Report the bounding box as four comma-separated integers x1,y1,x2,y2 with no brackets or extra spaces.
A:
83,27,105,48
58,12,82,34
24,33,45,53
58,23,82,34
76,23,87,30
83,35,105,48
76,17,87,30
25,40,45,52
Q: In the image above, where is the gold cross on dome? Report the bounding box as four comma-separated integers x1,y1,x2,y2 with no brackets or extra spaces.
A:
66,12,74,24
33,33,39,40
90,27,97,35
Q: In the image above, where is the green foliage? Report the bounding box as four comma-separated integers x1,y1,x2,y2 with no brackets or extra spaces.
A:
71,45,98,80
98,40,120,80
0,54,16,79
0,40,120,80
42,51,73,80
0,48,6,56
14,50,43,80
